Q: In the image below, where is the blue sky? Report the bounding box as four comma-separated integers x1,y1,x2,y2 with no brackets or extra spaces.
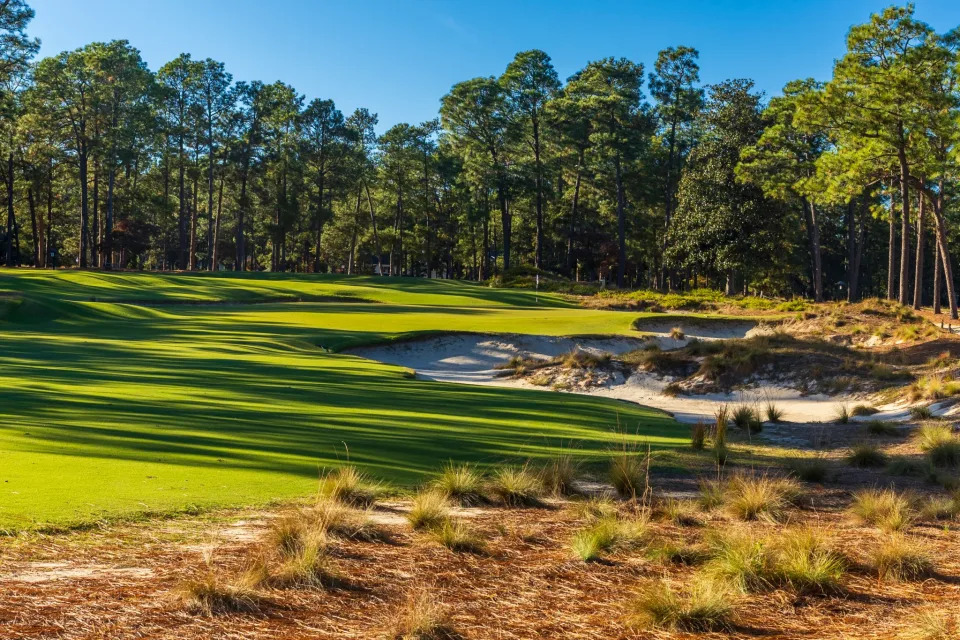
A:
30,1,960,132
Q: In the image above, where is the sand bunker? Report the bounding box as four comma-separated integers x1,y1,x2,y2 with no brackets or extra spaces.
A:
345,329,933,425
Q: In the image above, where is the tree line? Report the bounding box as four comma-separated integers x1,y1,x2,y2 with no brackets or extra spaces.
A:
0,3,958,316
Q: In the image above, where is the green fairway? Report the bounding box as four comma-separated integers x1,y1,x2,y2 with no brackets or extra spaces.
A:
0,271,684,530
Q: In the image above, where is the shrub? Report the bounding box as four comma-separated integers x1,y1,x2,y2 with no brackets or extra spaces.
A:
871,534,933,581
539,455,580,496
431,518,486,554
609,453,647,499
627,577,734,632
669,326,685,340
690,421,708,450
662,381,683,396
764,401,784,423
713,444,730,467
487,465,543,507
407,491,450,531
910,405,935,420
386,590,457,640
725,474,800,521
318,466,381,507
432,463,486,506
849,489,915,531
847,443,888,468
865,420,900,437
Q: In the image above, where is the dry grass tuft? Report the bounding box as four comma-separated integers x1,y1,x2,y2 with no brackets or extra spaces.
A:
539,455,581,496
849,489,915,531
407,491,451,531
487,465,543,507
432,463,486,506
847,442,889,468
656,498,702,526
871,534,933,581
386,589,459,640
318,466,381,507
176,565,266,616
901,611,957,640
609,454,647,499
430,518,487,554
725,474,801,521
570,514,648,562
627,577,734,631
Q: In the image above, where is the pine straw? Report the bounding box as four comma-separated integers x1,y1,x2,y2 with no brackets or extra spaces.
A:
1,491,960,639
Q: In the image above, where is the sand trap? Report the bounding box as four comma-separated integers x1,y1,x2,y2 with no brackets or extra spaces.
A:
345,331,927,425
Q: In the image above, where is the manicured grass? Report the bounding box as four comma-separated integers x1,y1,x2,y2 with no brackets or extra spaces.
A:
0,270,684,530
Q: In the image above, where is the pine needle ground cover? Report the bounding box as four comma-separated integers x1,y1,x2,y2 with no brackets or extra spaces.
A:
0,271,680,530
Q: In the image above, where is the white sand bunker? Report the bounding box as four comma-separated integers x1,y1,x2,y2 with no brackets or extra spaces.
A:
345,329,914,425
632,319,769,349
347,334,648,384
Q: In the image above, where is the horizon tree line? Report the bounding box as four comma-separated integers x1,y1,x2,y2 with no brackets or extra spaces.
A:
0,3,958,317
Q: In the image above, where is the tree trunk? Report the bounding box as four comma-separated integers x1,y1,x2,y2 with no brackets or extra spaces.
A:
496,178,510,273
178,121,186,269
533,118,543,271
566,148,583,277
27,185,38,267
236,165,248,271
104,164,116,269
364,181,382,274
912,189,925,310
615,152,626,288
212,174,224,270
78,146,89,268
803,196,823,302
887,188,897,300
933,235,942,315
4,153,13,266
931,182,958,319
898,147,911,305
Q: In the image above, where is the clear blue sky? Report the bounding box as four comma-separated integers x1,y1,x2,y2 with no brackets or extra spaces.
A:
29,0,960,132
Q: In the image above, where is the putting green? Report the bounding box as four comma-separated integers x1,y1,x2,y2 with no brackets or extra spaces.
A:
0,271,684,530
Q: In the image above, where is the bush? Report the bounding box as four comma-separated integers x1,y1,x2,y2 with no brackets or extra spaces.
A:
627,577,734,632
704,529,769,592
669,326,685,340
268,528,338,589
487,465,543,507
886,456,931,477
919,495,960,521
407,491,450,531
871,534,933,581
916,424,960,467
698,479,725,510
847,443,888,468
910,405,935,420
432,463,486,506
657,498,702,526
851,404,879,417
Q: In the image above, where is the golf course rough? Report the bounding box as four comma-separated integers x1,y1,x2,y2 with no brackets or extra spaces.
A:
0,271,683,530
